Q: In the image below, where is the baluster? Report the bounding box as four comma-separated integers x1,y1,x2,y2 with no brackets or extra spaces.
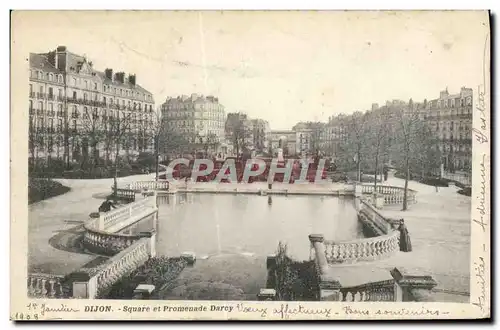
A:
353,291,361,301
346,291,353,302
28,277,35,296
47,279,56,298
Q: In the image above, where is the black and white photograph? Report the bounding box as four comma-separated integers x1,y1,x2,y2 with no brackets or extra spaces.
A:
10,10,490,320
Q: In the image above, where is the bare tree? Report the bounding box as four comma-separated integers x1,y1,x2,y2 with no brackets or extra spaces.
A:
80,106,105,171
105,110,133,196
339,111,368,181
366,107,391,191
28,114,41,172
393,99,422,211
225,112,252,160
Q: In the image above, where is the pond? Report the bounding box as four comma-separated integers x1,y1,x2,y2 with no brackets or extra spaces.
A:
143,193,363,260
125,193,363,300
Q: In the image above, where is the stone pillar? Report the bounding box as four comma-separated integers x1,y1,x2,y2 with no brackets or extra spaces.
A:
319,274,342,301
373,193,385,209
390,267,438,302
258,288,276,301
133,284,155,299
140,230,157,258
308,234,328,275
354,183,362,198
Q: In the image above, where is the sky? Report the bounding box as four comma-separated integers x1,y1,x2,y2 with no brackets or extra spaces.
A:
13,11,489,130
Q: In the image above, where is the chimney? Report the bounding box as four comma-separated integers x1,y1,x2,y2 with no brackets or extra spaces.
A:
129,74,136,85
114,72,125,84
105,68,113,80
55,46,67,71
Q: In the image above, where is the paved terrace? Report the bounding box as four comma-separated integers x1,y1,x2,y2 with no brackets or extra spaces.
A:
324,175,471,302
28,173,159,274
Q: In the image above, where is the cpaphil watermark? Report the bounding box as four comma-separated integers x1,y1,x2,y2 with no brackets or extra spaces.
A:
164,158,330,184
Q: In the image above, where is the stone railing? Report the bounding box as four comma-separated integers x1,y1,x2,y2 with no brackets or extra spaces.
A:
115,188,136,202
358,199,394,235
83,195,158,255
27,273,68,298
127,180,170,192
96,195,156,232
361,184,417,206
70,235,155,299
322,231,400,264
339,279,396,301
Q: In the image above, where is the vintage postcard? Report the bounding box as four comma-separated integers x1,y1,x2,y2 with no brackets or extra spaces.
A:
10,10,490,320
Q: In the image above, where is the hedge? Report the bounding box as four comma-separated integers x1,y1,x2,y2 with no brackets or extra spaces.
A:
28,178,71,204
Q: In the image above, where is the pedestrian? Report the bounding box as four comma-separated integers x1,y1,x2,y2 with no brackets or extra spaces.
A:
397,219,412,252
98,197,117,213
435,183,439,192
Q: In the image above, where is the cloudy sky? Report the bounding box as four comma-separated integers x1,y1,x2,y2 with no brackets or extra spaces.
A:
14,11,489,129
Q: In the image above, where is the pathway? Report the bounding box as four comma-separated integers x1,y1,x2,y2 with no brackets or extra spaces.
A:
325,173,471,302
28,172,161,274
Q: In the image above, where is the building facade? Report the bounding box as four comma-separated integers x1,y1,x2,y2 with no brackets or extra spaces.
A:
160,94,226,156
29,46,156,165
270,130,296,156
423,87,473,172
251,119,271,153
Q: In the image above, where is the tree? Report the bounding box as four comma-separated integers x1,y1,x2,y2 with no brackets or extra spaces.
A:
225,112,252,160
203,132,220,157
28,114,41,173
80,106,105,171
338,111,369,181
393,99,424,211
105,111,133,196
366,107,391,191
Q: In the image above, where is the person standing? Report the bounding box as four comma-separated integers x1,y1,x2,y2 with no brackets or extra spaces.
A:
398,219,412,252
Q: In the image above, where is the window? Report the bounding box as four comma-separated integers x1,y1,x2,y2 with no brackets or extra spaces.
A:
39,86,44,94
103,97,107,105
83,93,88,101
38,101,43,111
29,84,33,95
48,87,53,97
72,91,77,99
29,100,33,109
84,80,88,89
58,89,63,99
49,103,53,111
37,71,42,80
467,97,472,106
58,104,63,112
94,82,98,90
58,75,63,83
49,73,53,81
72,120,77,130
72,77,76,86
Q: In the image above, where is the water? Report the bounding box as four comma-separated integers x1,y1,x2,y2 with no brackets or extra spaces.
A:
149,193,363,261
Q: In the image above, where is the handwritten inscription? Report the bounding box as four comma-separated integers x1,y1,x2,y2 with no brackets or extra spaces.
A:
473,154,487,231
344,306,443,317
472,257,487,312
273,303,332,319
473,85,488,143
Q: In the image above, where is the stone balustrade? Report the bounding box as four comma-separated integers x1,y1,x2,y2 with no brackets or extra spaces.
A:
70,236,155,299
127,180,170,192
361,184,417,206
83,195,158,256
339,279,396,301
115,188,136,202
27,273,67,298
358,199,393,235
322,231,400,264
83,229,144,256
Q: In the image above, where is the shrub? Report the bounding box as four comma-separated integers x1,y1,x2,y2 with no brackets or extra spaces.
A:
458,187,471,196
99,257,186,299
28,178,70,204
418,177,449,187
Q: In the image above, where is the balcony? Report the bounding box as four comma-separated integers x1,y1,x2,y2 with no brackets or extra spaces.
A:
36,93,46,99
29,92,36,98
36,110,43,116
57,96,65,102
71,113,79,119
48,111,55,117
47,94,55,101
57,111,64,117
